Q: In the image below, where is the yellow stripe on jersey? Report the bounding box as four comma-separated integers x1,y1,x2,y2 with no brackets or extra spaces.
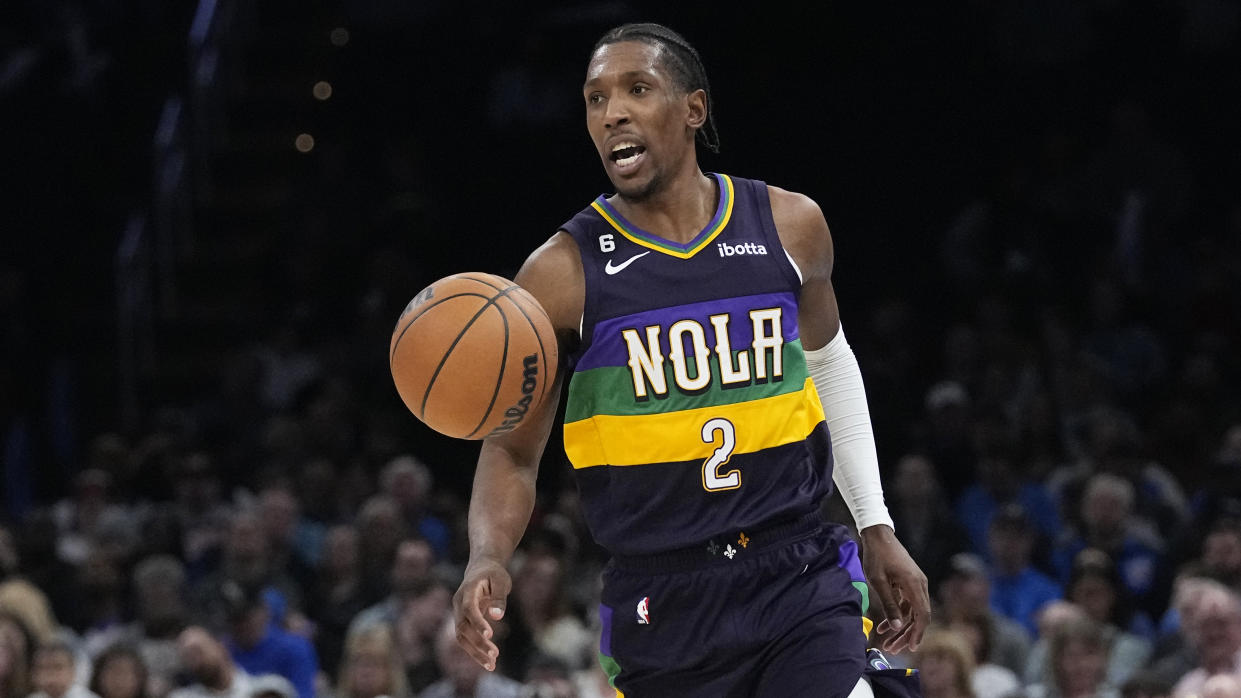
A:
564,377,825,468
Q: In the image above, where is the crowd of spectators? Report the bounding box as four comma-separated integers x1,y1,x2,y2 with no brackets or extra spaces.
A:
4,1,1241,698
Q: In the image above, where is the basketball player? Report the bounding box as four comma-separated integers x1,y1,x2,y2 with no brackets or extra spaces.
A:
453,23,930,697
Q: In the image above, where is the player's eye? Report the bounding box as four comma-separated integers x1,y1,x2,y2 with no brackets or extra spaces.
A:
631,85,649,95
587,93,604,105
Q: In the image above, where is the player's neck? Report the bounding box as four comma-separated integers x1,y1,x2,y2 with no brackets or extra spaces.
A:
614,166,717,245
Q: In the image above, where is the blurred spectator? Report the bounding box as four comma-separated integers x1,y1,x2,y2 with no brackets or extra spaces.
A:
1194,522,1241,592
508,550,592,672
248,675,297,698
305,526,365,678
1170,582,1241,697
170,453,233,578
193,510,303,630
889,454,969,589
956,425,1060,556
1079,280,1168,402
1119,672,1172,698
71,549,126,642
347,538,434,639
102,555,190,696
253,323,322,413
1147,575,1216,687
937,553,1031,676
0,610,35,698
379,456,450,560
912,628,976,698
29,639,98,698
354,497,408,605
1027,616,1118,698
1053,474,1164,611
333,625,408,698
1201,674,1241,698
88,644,149,698
920,381,975,501
1025,600,1149,689
219,582,317,698
391,578,451,694
572,661,615,698
0,578,57,643
50,469,131,567
255,485,317,594
1066,548,1156,647
420,618,523,698
170,627,272,698
1049,407,1188,539
523,654,576,698
943,614,1020,698
987,503,1062,635
15,513,79,625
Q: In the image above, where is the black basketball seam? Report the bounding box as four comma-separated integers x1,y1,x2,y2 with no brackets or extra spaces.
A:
389,288,495,366
499,292,553,411
464,303,510,439
419,285,520,422
461,273,507,291
465,274,554,410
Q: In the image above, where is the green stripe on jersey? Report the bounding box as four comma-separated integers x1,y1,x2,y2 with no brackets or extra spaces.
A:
565,339,809,422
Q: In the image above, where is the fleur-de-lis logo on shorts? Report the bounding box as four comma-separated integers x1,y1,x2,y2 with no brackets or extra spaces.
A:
724,544,736,559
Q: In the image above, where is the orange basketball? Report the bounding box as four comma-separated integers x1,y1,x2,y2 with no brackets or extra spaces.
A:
389,272,558,440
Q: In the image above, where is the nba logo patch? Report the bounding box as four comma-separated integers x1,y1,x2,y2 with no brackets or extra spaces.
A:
636,596,650,625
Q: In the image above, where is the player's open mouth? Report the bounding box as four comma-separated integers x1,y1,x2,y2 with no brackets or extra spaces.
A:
609,142,646,172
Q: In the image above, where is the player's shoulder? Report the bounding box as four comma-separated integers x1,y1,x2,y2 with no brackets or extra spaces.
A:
764,184,832,275
765,184,827,231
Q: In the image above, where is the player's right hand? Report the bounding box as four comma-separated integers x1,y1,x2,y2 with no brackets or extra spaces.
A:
453,557,512,672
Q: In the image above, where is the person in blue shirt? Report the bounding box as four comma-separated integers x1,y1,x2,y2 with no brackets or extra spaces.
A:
220,581,318,698
956,427,1060,557
987,503,1062,635
1052,473,1164,613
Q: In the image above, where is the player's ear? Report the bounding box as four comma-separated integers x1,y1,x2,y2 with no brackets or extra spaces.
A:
685,88,707,130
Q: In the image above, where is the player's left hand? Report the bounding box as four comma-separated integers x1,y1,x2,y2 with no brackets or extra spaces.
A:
859,524,931,654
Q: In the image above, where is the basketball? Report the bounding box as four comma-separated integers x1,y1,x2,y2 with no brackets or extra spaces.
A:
389,272,559,440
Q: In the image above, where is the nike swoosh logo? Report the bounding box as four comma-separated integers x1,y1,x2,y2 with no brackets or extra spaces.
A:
604,251,651,275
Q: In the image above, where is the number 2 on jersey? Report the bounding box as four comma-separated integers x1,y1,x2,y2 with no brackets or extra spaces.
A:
701,418,741,491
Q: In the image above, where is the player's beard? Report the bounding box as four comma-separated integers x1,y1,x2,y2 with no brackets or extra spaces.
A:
616,168,663,203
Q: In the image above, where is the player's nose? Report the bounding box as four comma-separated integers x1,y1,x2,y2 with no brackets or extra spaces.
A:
603,98,630,129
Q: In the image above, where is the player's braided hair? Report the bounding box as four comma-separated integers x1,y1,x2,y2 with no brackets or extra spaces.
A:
593,23,721,153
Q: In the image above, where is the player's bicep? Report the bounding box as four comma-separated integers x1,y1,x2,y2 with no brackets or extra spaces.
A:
768,187,840,350
513,231,584,343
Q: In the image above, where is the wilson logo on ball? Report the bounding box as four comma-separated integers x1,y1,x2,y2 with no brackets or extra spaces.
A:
490,354,539,436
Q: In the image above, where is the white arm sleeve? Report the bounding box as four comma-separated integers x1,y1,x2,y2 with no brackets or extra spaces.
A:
804,326,895,532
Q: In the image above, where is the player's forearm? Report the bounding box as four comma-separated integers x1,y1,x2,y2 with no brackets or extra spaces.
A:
466,440,540,566
806,325,894,532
